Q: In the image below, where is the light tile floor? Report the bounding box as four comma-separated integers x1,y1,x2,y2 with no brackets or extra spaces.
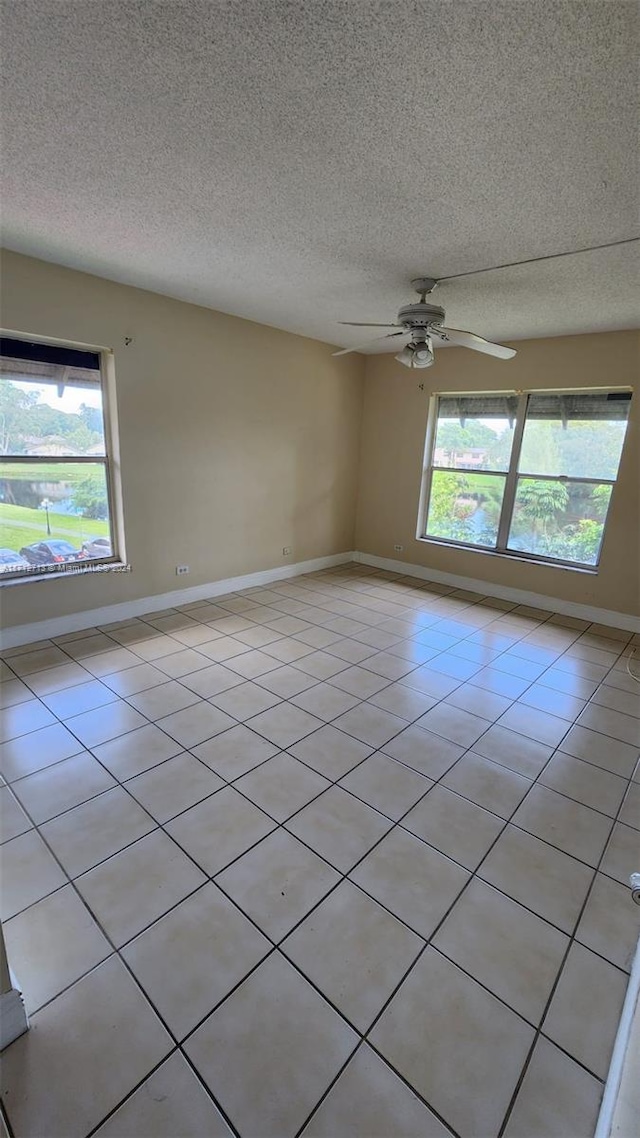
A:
1,564,639,1138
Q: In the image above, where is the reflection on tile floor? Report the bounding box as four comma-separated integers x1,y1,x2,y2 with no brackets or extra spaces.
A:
1,564,639,1138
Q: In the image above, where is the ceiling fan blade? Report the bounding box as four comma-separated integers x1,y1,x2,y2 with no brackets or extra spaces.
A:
433,326,516,360
332,331,408,357
338,322,403,328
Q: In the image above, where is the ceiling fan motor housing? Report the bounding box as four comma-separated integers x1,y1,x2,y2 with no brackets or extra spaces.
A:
397,302,445,331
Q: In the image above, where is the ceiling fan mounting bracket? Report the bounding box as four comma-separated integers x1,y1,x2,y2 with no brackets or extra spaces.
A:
411,277,439,299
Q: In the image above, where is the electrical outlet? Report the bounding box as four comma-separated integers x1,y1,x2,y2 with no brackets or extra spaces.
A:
394,544,404,552
176,565,190,576
282,547,292,556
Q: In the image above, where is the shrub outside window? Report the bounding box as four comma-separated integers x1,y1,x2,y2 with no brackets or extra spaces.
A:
0,335,120,580
419,390,631,569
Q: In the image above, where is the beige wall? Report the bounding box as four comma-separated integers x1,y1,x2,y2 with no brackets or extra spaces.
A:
356,330,639,618
0,251,364,630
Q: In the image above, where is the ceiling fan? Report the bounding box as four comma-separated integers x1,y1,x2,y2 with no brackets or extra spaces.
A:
332,277,516,368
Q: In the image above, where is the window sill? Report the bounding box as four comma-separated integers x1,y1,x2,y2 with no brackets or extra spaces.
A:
416,536,599,574
0,562,131,587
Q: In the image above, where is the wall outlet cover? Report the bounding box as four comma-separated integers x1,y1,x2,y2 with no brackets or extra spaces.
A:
176,565,190,576
394,544,404,552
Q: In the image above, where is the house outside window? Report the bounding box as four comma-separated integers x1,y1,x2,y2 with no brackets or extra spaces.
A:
418,389,632,569
0,335,123,580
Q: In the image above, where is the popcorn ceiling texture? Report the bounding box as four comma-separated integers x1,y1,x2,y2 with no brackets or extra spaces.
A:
1,0,638,350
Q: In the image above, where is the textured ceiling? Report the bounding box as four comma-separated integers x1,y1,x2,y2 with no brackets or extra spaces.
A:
1,0,638,351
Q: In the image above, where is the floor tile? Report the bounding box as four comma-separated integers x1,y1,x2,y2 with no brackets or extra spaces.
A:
283,880,423,1031
0,698,56,742
210,679,282,719
288,724,373,780
3,885,111,1013
539,750,628,817
21,660,92,696
399,664,461,699
247,702,324,747
166,785,276,875
11,751,116,824
122,882,269,1039
0,956,171,1138
91,723,183,780
184,952,357,1138
496,704,570,747
0,678,34,709
619,781,640,829
0,829,67,919
65,702,148,748
332,704,406,748
416,703,492,748
127,679,201,719
503,1035,603,1138
217,828,340,941
471,666,530,699
471,723,553,778
576,871,640,972
339,752,431,820
41,786,156,877
329,665,390,699
370,946,534,1138
157,702,236,747
577,702,640,747
154,647,212,678
543,942,628,1079
180,661,245,696
511,784,612,867
600,821,638,884
445,682,512,721
519,682,586,720
442,751,531,819
0,721,85,781
434,878,568,1024
479,824,594,933
100,662,167,697
93,1052,233,1138
286,786,392,872
192,723,279,780
302,1043,451,1138
291,681,361,721
81,648,145,679
402,785,504,870
0,785,32,843
41,679,119,719
125,752,223,822
368,681,436,719
224,649,283,679
382,724,464,779
234,752,329,822
351,826,469,940
76,830,206,946
559,723,639,777
9,644,72,676
295,651,349,680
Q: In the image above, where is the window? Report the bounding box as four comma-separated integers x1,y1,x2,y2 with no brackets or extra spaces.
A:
0,335,121,580
419,389,632,569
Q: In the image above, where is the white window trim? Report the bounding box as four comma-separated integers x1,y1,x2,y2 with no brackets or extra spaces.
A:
0,331,126,585
416,387,631,573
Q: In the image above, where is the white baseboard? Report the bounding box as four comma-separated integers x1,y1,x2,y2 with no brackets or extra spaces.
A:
595,932,640,1138
0,551,356,649
0,987,28,1051
354,551,640,633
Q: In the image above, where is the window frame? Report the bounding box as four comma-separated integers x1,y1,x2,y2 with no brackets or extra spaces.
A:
417,387,631,572
0,331,125,584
